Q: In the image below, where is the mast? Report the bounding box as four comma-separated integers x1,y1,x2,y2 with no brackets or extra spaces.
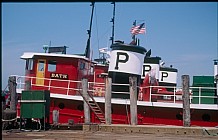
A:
85,2,95,59
110,2,116,45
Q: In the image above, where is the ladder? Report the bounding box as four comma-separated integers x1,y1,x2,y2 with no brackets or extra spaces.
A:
79,90,105,123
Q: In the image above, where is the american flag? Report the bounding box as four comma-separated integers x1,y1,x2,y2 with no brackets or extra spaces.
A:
130,23,146,35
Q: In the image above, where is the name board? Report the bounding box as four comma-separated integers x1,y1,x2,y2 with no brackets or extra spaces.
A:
50,73,68,80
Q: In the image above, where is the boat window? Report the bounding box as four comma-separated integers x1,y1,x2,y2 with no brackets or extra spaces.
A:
80,62,85,70
26,59,33,70
48,60,57,72
90,66,94,75
38,60,45,71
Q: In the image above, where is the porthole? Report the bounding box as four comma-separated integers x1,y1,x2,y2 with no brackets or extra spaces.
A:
58,103,65,109
77,104,84,111
202,114,210,122
176,114,183,120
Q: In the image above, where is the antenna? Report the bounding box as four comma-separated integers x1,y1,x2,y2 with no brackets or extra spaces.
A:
110,2,116,45
85,2,95,59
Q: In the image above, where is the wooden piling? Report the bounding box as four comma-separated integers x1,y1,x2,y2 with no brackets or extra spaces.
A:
105,77,112,125
129,76,138,125
82,78,90,124
8,76,17,111
182,75,190,127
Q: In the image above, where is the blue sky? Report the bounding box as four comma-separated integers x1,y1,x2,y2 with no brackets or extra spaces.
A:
2,2,218,89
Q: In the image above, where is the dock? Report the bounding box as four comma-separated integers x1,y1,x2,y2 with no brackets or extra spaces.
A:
3,124,218,140
83,124,218,136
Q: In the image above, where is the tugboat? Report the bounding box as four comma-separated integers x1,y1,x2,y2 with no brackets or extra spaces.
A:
3,2,218,128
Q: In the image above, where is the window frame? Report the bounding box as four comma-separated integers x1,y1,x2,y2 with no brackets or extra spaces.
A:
48,60,57,72
26,59,34,70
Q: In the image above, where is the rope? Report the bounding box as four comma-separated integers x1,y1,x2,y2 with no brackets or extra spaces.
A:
20,118,42,132
2,117,18,130
2,85,9,95
202,127,218,136
2,118,17,122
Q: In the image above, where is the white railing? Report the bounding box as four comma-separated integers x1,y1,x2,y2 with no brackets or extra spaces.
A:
12,75,106,97
13,75,82,95
12,75,217,105
190,86,217,104
141,85,217,105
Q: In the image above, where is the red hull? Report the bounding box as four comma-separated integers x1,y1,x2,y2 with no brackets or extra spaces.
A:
16,97,218,127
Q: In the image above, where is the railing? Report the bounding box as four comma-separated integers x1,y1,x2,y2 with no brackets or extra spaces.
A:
190,86,217,104
141,85,217,105
142,85,184,103
12,75,218,105
12,75,106,97
111,83,130,95
13,75,82,95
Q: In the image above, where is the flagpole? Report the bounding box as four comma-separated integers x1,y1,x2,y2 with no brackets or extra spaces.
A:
132,20,136,41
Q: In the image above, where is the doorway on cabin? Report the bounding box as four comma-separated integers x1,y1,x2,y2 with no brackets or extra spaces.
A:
36,59,46,85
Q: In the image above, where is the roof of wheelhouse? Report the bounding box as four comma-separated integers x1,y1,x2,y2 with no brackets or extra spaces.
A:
20,52,90,61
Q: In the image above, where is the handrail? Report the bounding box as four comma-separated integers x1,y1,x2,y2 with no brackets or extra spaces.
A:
112,83,129,86
13,75,83,94
12,75,217,105
140,85,217,104
13,75,105,96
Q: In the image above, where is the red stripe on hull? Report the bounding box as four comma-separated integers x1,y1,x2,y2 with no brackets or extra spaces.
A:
30,98,217,127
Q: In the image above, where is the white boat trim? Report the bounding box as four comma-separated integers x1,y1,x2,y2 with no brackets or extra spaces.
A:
50,93,218,111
